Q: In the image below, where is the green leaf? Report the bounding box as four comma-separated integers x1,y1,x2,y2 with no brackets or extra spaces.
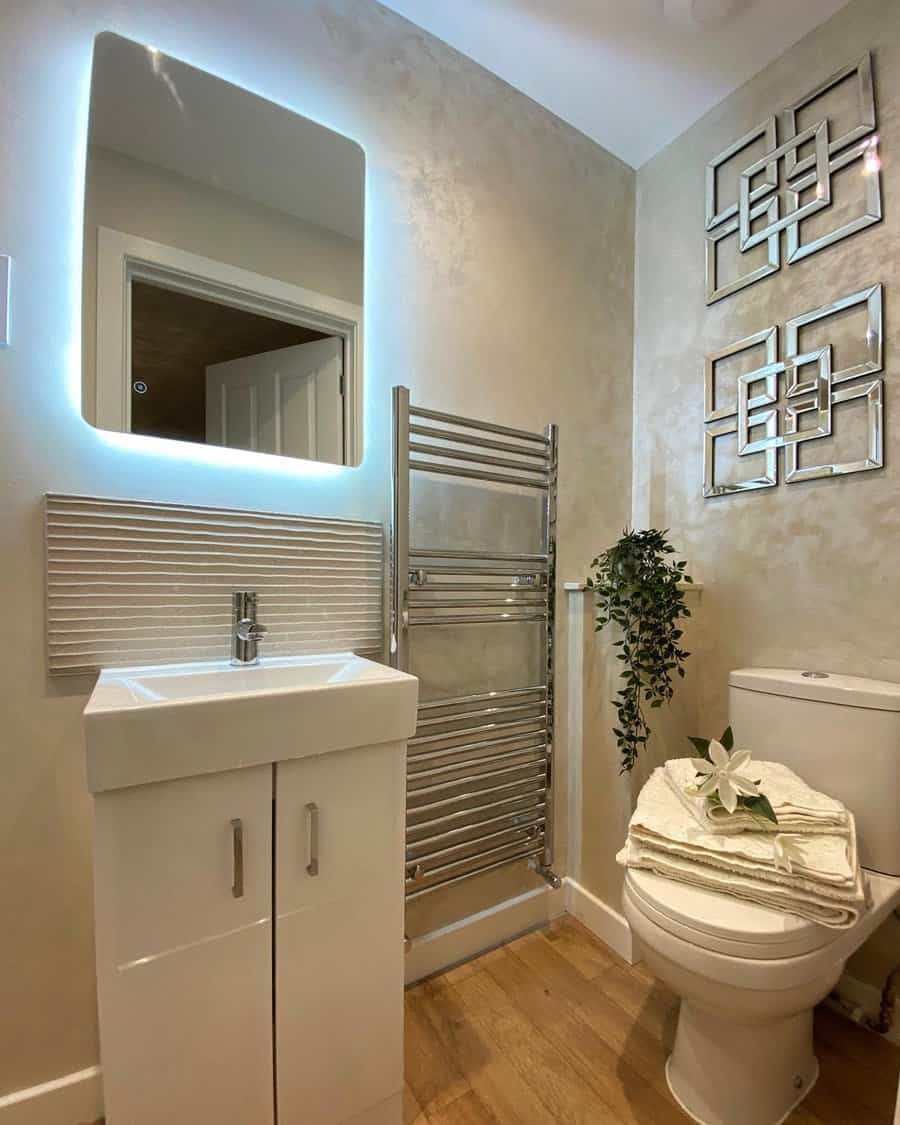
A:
687,736,711,760
741,794,779,825
720,726,734,751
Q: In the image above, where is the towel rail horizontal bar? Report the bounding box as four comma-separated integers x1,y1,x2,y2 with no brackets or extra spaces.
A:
408,825,544,872
408,612,547,626
405,828,542,868
405,847,544,900
407,760,547,799
409,715,547,748
408,731,549,766
409,751,549,787
407,772,547,817
414,711,542,738
409,442,550,475
408,405,549,445
406,810,546,855
407,581,545,593
409,548,549,563
408,423,550,459
408,836,546,885
417,686,546,711
406,791,547,836
409,733,546,762
408,460,550,491
415,701,546,729
408,594,546,606
408,563,546,576
407,599,546,611
407,781,546,826
408,747,548,784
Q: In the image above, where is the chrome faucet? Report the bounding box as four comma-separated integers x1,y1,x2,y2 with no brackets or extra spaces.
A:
232,591,268,665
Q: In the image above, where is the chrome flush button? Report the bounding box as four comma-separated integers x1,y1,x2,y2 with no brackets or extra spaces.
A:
801,671,829,679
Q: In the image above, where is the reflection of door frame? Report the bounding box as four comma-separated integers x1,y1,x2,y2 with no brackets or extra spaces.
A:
95,226,364,465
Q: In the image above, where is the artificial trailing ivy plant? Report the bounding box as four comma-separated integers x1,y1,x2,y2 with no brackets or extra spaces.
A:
586,528,692,772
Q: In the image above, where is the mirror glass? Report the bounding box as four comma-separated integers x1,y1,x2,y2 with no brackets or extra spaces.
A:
82,33,365,465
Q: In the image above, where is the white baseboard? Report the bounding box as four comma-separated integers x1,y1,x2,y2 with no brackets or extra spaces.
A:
830,972,900,1046
564,876,637,964
0,1066,103,1125
405,883,567,984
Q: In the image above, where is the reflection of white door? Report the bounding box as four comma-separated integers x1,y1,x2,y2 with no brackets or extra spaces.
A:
205,337,343,463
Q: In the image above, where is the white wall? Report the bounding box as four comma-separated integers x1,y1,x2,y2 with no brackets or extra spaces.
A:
0,0,634,1098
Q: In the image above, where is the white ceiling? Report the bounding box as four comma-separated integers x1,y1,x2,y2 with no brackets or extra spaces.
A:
376,0,852,168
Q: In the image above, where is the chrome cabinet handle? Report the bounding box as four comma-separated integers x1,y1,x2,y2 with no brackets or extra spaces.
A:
231,818,244,899
305,802,319,877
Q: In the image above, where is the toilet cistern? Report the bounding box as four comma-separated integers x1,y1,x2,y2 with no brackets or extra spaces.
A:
232,590,268,665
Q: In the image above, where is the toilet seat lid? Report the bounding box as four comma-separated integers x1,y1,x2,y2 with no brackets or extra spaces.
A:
625,869,837,959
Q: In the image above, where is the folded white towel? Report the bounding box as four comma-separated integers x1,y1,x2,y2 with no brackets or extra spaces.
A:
664,757,849,835
617,838,864,929
632,771,859,886
620,769,867,929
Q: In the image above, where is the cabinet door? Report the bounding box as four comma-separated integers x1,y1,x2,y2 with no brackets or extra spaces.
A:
94,765,275,1125
275,743,405,1125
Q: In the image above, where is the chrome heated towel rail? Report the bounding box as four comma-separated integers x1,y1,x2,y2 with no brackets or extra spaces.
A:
391,386,560,901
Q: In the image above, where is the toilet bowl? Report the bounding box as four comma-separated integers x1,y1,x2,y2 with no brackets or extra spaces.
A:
620,669,900,1125
624,861,900,1125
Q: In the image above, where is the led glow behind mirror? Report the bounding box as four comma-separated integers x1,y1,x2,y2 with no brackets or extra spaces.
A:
82,33,365,467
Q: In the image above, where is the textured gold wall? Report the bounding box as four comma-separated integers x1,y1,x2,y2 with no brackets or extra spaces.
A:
631,0,899,990
0,0,634,1096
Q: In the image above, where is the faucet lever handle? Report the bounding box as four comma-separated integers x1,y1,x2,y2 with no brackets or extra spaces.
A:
236,618,268,642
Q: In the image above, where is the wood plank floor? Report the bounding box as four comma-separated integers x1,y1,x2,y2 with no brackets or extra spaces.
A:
405,914,900,1125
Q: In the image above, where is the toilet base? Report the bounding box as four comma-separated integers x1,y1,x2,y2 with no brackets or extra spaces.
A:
665,1001,819,1125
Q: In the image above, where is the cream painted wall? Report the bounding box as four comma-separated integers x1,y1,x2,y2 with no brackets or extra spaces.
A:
633,0,900,989
0,0,633,1097
82,145,365,422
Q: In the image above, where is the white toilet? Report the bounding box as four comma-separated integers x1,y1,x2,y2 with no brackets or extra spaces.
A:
622,668,900,1125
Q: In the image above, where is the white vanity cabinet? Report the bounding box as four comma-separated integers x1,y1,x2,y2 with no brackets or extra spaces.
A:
85,654,418,1125
276,744,406,1125
93,765,276,1125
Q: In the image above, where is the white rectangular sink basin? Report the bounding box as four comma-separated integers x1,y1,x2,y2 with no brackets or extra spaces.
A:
84,653,419,793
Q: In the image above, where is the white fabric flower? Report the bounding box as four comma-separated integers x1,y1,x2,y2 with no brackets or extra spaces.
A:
692,740,760,813
772,834,805,874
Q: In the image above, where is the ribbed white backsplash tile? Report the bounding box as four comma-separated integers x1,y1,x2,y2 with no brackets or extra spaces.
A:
45,493,384,674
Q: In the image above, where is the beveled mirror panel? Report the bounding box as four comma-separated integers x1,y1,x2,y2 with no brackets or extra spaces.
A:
82,33,365,465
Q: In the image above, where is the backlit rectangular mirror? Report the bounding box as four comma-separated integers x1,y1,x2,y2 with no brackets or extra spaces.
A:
82,33,365,466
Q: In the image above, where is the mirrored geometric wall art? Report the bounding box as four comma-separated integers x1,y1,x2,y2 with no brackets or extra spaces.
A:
705,52,882,305
703,284,885,498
